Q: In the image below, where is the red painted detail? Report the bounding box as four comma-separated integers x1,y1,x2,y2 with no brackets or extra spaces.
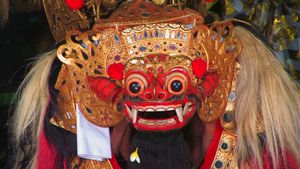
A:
122,65,203,130
110,154,121,169
146,54,168,63
65,0,84,10
192,58,207,78
200,121,223,169
158,93,166,100
144,92,152,100
87,76,121,101
157,66,164,73
154,79,168,100
38,128,62,169
201,72,219,97
124,67,196,101
107,63,124,80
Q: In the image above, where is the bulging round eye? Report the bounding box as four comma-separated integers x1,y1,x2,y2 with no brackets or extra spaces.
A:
166,72,187,95
170,80,183,92
129,82,141,94
126,74,147,96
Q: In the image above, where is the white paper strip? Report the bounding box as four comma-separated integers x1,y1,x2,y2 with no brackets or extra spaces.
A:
76,104,112,161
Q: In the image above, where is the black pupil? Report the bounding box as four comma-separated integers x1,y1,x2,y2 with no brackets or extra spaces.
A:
171,80,183,92
129,82,141,94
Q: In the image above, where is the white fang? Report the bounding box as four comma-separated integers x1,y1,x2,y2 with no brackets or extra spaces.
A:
176,107,183,122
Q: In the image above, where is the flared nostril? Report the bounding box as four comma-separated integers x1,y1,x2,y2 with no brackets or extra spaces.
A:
158,93,166,100
144,93,152,100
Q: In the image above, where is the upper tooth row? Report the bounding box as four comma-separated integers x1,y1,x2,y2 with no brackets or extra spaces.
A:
134,102,192,112
137,108,175,112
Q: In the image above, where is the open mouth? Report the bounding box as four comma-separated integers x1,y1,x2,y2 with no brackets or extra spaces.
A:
124,101,195,130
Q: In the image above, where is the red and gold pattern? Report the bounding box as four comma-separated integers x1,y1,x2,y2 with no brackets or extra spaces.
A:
70,155,122,169
196,22,242,122
70,158,113,169
54,26,240,132
45,1,246,169
52,0,241,132
210,130,239,169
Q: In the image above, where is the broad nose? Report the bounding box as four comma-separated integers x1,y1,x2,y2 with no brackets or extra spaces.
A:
141,81,168,101
154,81,168,100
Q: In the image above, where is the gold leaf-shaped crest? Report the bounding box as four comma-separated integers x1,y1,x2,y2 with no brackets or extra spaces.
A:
196,22,242,122
55,29,126,132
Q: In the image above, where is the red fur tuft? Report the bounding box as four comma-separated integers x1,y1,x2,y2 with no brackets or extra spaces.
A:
110,154,122,169
37,128,66,169
200,121,223,169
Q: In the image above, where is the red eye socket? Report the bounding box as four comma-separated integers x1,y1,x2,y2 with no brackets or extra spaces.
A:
166,72,187,95
125,74,147,96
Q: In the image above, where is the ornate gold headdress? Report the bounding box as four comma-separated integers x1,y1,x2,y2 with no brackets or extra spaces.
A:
51,0,242,133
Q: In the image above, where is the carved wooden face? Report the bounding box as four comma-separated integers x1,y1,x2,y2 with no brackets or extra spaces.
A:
87,53,207,131
120,54,203,131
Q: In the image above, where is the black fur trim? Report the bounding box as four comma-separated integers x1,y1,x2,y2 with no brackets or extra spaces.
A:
128,130,192,169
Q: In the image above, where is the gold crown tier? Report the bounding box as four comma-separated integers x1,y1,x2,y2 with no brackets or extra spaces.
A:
120,24,193,59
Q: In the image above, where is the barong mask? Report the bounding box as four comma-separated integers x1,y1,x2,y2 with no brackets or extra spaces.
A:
52,0,241,132
12,1,300,168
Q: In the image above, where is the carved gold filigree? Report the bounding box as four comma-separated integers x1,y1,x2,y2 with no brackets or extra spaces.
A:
196,22,242,122
55,19,242,131
55,23,206,130
124,54,198,85
210,130,239,169
70,157,113,169
43,0,203,42
56,29,125,129
220,63,240,134
120,24,194,58
52,65,77,133
120,23,205,84
43,0,90,41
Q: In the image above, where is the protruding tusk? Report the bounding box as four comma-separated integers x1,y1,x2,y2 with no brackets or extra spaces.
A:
183,102,189,115
132,109,137,124
125,104,138,124
125,104,131,117
176,107,183,122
